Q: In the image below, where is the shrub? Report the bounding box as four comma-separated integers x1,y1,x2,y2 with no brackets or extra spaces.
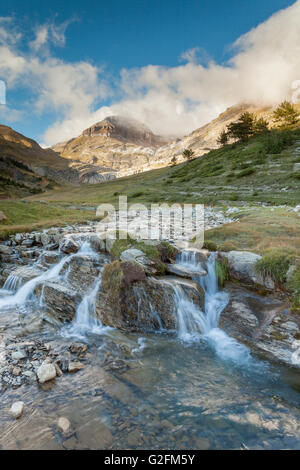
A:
255,250,294,286
261,130,293,154
202,241,218,251
287,264,300,313
237,168,255,177
218,241,238,252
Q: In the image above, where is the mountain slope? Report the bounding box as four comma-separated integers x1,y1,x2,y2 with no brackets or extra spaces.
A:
52,115,171,179
52,105,286,181
0,124,81,198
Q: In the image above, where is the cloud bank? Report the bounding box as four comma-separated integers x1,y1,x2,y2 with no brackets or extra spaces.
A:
0,1,300,145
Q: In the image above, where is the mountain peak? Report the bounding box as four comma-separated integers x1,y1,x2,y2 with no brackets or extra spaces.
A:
82,115,167,147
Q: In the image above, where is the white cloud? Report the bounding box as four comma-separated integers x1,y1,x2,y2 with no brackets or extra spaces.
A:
0,2,300,145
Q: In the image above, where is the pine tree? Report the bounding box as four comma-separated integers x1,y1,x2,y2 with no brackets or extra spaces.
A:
253,117,269,135
217,130,228,146
226,112,255,142
171,155,177,166
273,101,299,127
182,149,195,161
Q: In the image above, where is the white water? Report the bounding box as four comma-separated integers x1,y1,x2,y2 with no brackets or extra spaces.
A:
0,242,98,310
2,274,21,293
172,252,253,365
61,275,111,340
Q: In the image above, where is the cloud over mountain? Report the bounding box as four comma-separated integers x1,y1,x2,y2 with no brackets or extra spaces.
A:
0,1,300,145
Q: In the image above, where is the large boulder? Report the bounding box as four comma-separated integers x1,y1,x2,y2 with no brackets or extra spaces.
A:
59,235,79,254
35,281,82,322
218,251,275,289
120,248,161,275
63,253,109,291
96,260,204,332
220,283,300,367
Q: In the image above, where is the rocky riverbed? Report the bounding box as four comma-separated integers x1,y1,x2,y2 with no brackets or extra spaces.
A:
0,208,299,449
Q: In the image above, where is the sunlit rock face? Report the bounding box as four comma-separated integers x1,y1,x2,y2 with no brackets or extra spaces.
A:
52,105,277,183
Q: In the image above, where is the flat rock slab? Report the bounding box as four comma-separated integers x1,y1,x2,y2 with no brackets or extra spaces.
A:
35,281,82,323
165,263,207,279
220,283,300,367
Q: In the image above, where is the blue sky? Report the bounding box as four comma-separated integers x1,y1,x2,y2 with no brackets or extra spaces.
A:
0,0,299,145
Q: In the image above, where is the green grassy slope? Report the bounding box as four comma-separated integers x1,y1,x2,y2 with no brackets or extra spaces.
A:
0,127,299,239
27,127,300,207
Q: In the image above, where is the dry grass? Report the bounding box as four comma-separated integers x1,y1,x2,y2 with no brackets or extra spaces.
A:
205,208,300,257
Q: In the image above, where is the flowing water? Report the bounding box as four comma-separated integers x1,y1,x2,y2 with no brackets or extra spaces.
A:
0,243,299,449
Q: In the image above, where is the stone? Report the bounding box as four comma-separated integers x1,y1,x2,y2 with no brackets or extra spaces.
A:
165,263,207,279
57,417,71,434
218,251,275,289
12,367,21,376
37,362,57,383
220,283,300,367
120,248,159,275
65,254,102,290
0,245,13,255
97,259,204,332
10,401,24,419
35,281,82,322
59,235,79,254
11,350,27,361
69,342,88,355
68,361,84,373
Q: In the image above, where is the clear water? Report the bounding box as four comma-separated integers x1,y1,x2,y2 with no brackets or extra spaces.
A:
0,245,299,449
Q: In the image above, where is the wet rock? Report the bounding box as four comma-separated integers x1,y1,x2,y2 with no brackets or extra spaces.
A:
68,361,84,373
218,251,275,289
97,260,204,332
10,401,24,419
59,236,79,254
11,350,27,361
220,283,300,367
69,342,88,355
35,281,82,322
57,417,71,434
65,254,102,291
12,367,21,376
8,266,44,285
0,245,13,255
37,362,57,383
165,263,207,279
39,251,60,266
120,248,160,275
60,232,105,253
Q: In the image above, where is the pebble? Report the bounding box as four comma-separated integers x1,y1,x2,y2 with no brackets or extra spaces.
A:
68,361,85,373
11,350,27,360
10,401,24,419
57,417,71,434
37,362,57,383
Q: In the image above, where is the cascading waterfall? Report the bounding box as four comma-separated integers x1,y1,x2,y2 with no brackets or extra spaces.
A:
172,251,252,364
61,275,111,340
0,242,97,309
2,274,21,294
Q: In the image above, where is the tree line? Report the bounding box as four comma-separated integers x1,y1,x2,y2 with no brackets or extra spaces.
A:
217,101,299,146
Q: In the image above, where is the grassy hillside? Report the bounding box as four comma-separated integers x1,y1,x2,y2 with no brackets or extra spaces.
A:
0,127,299,239
25,127,300,206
